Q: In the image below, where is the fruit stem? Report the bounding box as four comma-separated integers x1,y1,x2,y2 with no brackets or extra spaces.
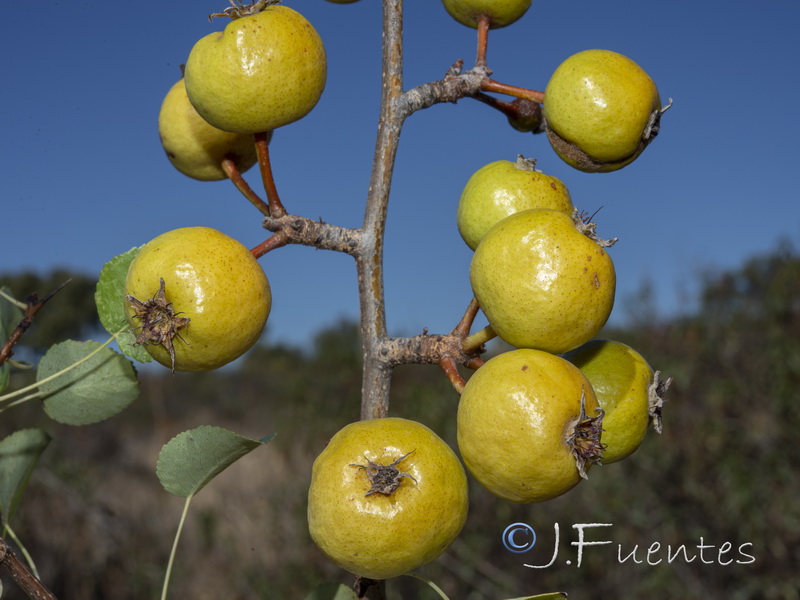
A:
480,79,545,103
254,131,286,218
475,14,490,67
462,325,496,354
221,157,271,217
451,297,481,337
250,230,289,259
438,355,467,394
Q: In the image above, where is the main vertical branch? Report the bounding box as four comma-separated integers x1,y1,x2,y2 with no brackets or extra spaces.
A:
357,0,404,421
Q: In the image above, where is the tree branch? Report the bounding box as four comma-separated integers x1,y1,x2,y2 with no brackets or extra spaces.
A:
0,280,71,366
398,61,491,117
261,214,361,255
0,538,56,600
356,0,405,426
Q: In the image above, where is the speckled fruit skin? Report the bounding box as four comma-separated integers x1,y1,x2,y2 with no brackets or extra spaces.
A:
158,79,257,181
184,5,326,133
564,339,653,463
441,0,532,28
307,417,468,580
470,208,615,354
124,227,271,371
456,159,573,250
544,49,661,171
458,349,600,503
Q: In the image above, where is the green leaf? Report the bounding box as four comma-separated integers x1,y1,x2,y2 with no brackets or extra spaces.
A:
95,247,152,364
156,426,275,497
37,340,139,425
304,583,358,600
0,429,51,525
0,286,25,393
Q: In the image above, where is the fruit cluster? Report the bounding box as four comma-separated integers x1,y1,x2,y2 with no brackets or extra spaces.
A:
118,0,671,590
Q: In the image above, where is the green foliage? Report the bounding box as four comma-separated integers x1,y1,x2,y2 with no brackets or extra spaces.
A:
36,340,139,425
156,426,274,497
0,429,50,526
95,247,152,364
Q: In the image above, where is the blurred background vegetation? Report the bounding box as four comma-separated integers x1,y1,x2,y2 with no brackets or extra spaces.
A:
1,240,798,599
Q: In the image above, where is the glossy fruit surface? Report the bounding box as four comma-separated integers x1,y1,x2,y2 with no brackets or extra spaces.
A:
158,79,257,181
184,5,326,133
441,0,531,28
124,227,270,371
544,49,661,172
458,349,603,503
308,417,468,580
470,208,615,353
564,339,653,463
456,158,573,250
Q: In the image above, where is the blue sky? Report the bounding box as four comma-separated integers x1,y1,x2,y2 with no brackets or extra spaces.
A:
2,0,799,348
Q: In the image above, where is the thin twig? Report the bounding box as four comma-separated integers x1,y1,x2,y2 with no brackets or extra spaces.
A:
0,280,71,366
0,537,57,600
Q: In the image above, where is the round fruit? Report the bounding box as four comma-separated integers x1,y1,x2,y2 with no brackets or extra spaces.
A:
158,79,258,181
184,5,326,133
124,227,271,372
564,340,661,463
470,208,616,354
456,157,573,250
308,417,468,580
457,349,603,503
544,49,662,172
441,0,532,29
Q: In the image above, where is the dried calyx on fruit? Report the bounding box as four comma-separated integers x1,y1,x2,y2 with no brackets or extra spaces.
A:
350,451,417,497
567,389,606,478
126,278,189,373
209,0,280,21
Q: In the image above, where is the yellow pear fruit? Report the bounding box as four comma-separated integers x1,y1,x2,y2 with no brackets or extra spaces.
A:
470,208,615,353
124,227,271,372
544,49,664,172
308,417,468,579
441,0,532,29
158,79,258,181
564,339,663,463
456,157,573,250
458,348,603,503
184,5,326,133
